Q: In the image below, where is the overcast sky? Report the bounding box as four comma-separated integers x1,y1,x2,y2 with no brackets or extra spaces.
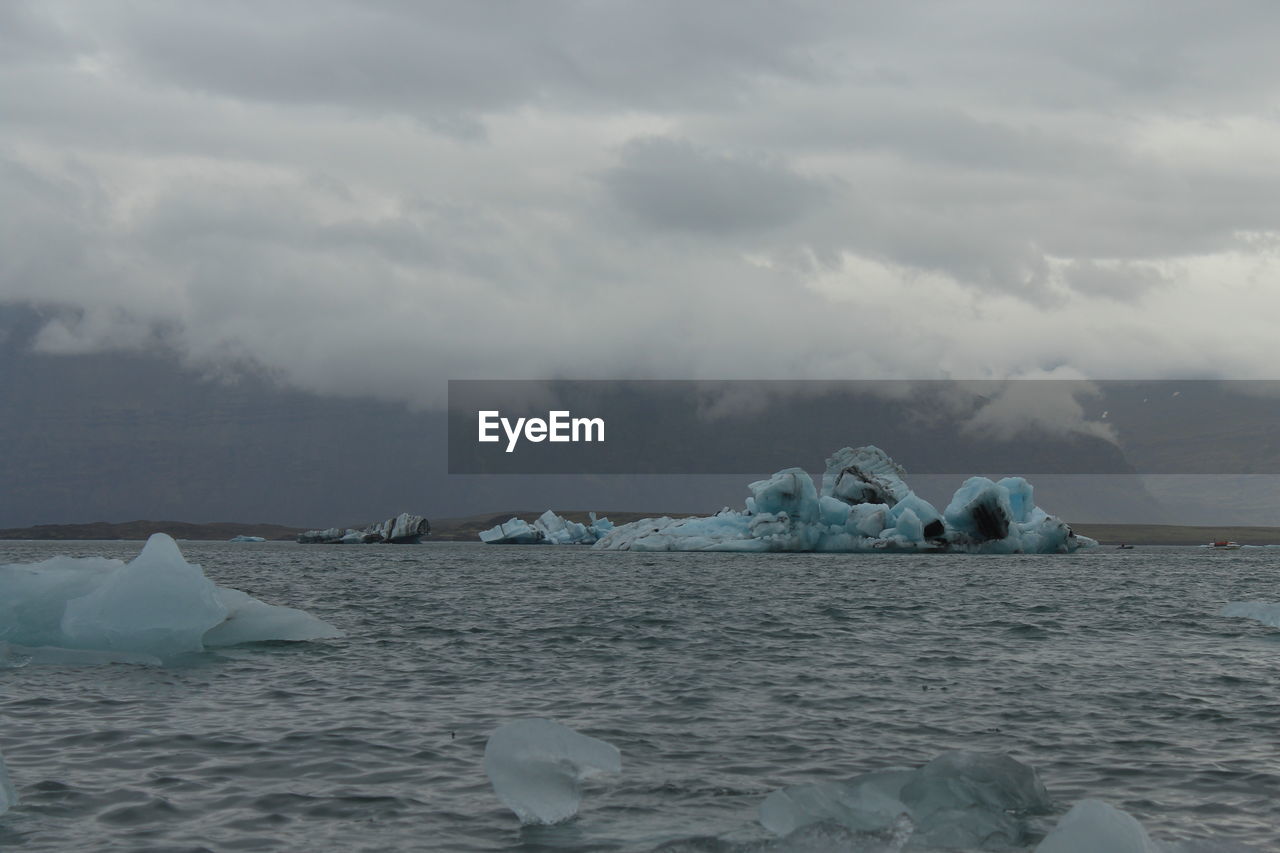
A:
3,1,1280,408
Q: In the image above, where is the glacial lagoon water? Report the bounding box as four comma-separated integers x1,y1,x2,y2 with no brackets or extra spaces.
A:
1,540,1278,851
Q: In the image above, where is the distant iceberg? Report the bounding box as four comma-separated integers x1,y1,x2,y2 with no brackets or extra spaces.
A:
480,510,613,545
0,534,343,664
594,446,1095,554
298,512,429,544
228,535,266,542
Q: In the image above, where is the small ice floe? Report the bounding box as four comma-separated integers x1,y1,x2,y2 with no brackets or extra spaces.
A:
1035,799,1159,852
0,533,343,664
1221,602,1280,628
483,718,621,825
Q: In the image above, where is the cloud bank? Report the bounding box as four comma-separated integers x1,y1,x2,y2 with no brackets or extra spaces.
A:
3,1,1280,408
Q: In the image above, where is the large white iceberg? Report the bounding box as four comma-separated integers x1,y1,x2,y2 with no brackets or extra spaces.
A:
480,510,614,545
0,534,343,663
759,751,1051,849
483,718,621,825
594,446,1094,554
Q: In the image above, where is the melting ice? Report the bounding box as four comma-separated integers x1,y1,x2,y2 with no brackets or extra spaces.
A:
0,533,342,664
595,446,1095,553
484,718,621,825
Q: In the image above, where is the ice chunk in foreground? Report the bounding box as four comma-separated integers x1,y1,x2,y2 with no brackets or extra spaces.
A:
61,533,227,656
202,587,344,646
1221,602,1280,628
484,718,621,825
0,534,343,663
760,769,915,836
1035,799,1159,853
0,747,16,816
760,751,1050,849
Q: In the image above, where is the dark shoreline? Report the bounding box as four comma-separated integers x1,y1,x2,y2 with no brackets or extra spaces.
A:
3,515,1279,546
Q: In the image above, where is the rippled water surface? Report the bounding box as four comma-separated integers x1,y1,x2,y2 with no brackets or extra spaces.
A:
2,541,1279,851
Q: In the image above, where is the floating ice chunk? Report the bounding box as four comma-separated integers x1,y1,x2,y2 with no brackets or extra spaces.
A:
760,752,1048,848
480,517,544,544
483,718,621,825
0,556,118,647
899,751,1051,849
760,769,915,836
228,535,266,542
480,510,614,545
202,588,345,646
0,747,15,816
1034,799,1159,853
0,534,342,663
61,534,227,656
1221,602,1280,628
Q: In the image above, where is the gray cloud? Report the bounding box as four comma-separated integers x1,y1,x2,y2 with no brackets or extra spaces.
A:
3,0,1280,407
603,137,835,235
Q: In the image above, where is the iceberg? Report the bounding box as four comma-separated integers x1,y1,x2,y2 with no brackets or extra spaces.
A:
594,446,1094,554
297,512,429,544
0,534,343,663
1034,799,1159,853
228,535,266,542
759,751,1051,849
0,747,15,816
483,718,621,825
479,510,613,545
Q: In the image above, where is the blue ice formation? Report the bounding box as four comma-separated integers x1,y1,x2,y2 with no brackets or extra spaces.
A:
480,510,614,545
0,534,343,664
228,535,266,542
483,718,621,825
594,446,1095,553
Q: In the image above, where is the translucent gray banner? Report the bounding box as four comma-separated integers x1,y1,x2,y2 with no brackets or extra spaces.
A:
447,380,1280,475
